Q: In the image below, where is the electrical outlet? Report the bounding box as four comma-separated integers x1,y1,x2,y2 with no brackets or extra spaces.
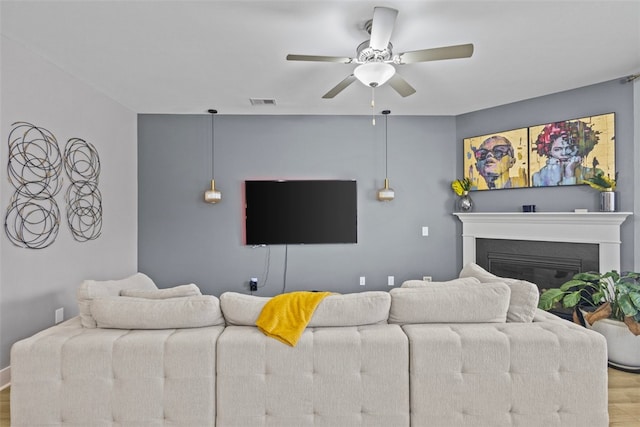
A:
422,226,429,236
387,276,394,287
249,278,258,291
55,307,64,324
423,276,432,282
359,276,366,286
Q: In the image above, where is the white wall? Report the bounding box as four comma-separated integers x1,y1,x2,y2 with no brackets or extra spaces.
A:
0,36,138,378
635,78,640,271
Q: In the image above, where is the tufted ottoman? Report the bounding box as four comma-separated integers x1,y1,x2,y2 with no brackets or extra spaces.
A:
216,324,409,426
10,317,225,425
403,311,608,426
217,290,409,426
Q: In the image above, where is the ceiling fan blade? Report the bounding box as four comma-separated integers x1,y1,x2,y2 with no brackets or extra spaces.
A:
322,75,357,99
286,54,353,63
388,74,416,97
369,7,398,51
398,43,474,64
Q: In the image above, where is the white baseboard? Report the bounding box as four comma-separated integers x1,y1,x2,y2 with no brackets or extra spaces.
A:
0,366,10,390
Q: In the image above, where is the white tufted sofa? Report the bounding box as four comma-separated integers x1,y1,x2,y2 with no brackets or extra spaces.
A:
10,270,609,426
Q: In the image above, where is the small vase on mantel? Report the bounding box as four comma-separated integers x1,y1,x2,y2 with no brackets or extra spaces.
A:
456,191,474,212
599,189,616,212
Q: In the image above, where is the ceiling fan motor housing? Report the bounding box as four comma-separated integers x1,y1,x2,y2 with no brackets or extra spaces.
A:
357,40,393,63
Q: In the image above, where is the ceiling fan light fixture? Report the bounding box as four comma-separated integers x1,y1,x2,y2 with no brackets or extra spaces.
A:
354,62,395,87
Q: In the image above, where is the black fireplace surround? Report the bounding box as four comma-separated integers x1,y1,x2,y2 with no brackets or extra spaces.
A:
476,238,599,291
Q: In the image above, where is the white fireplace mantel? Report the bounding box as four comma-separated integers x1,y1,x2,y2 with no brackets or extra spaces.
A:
454,212,632,273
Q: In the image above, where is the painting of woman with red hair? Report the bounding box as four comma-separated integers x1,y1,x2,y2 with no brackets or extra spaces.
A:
530,114,615,187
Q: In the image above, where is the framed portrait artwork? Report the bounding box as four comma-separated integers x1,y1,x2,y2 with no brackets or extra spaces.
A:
529,113,615,188
463,127,529,191
462,112,615,191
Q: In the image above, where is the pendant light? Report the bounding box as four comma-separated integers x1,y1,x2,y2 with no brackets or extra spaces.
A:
377,110,395,201
204,109,222,203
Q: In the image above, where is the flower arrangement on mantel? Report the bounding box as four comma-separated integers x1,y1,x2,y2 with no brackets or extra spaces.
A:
451,178,471,196
584,171,617,192
538,270,640,335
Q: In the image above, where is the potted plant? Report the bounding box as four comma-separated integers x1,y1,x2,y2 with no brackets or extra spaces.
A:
451,178,473,212
539,270,640,370
584,171,617,211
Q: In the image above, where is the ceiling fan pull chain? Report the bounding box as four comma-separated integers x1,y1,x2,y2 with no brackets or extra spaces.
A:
371,87,376,126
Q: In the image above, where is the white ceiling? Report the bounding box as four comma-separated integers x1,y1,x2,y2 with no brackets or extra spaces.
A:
2,0,639,116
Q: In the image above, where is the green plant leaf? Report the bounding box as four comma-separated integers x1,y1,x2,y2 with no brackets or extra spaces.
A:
602,270,620,281
559,280,588,291
572,272,602,281
616,283,631,294
591,291,605,305
625,282,640,292
623,272,640,280
629,291,640,310
538,288,564,310
617,294,638,316
562,291,582,308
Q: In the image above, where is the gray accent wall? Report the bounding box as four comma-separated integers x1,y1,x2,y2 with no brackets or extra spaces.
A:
139,78,636,298
457,78,635,270
138,114,461,295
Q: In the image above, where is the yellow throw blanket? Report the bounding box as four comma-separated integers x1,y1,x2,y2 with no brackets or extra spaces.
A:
256,291,332,346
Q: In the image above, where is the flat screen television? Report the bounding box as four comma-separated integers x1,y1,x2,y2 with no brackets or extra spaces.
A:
244,180,357,245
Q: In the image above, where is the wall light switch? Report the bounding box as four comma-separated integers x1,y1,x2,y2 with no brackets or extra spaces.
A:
359,276,366,286
422,226,429,236
387,276,394,287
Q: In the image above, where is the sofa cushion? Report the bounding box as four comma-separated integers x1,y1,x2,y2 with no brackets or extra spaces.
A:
459,262,539,322
90,295,225,329
388,282,510,324
77,272,158,328
220,291,391,327
120,283,201,299
400,277,481,288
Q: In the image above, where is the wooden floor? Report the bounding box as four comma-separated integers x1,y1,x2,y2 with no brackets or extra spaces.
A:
0,368,638,426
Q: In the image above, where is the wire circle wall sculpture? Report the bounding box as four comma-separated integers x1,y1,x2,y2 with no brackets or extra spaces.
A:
4,124,103,248
64,138,102,241
5,122,62,249
4,192,61,249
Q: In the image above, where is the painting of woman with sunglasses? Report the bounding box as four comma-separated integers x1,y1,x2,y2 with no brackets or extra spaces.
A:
471,135,528,190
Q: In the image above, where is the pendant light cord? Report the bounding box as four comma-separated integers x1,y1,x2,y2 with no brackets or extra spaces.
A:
208,109,217,177
382,110,390,178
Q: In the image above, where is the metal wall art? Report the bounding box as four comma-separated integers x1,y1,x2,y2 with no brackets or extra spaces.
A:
64,138,102,242
4,122,103,249
5,122,62,249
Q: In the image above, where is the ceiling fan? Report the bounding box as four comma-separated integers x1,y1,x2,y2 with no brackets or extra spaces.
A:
286,6,474,99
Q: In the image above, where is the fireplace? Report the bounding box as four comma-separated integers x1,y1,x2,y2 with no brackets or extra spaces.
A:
455,212,631,320
454,212,631,273
475,238,599,290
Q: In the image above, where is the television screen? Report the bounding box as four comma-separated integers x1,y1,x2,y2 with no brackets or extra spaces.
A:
244,180,357,245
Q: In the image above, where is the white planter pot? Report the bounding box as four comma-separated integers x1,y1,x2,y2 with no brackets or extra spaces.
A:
586,318,640,370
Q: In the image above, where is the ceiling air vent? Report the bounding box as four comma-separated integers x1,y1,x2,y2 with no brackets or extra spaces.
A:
249,98,276,106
